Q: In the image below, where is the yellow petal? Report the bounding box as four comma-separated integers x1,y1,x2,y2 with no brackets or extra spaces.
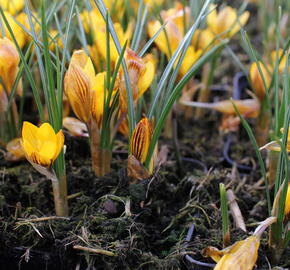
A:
1,12,26,48
212,99,260,118
138,54,155,98
249,62,271,101
0,37,20,94
216,7,237,35
214,236,259,270
53,130,64,161
285,182,290,218
192,28,215,51
22,121,38,150
0,0,24,15
207,4,218,34
91,72,106,126
179,46,202,77
6,138,25,158
229,11,250,37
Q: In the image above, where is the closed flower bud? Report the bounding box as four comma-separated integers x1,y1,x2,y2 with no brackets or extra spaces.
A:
22,122,64,167
130,118,152,164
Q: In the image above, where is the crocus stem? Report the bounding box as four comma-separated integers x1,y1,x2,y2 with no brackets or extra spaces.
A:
195,54,218,119
51,174,68,216
269,150,279,187
88,119,111,177
255,103,270,147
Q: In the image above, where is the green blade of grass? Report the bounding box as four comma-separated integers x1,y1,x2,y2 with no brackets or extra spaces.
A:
144,41,225,167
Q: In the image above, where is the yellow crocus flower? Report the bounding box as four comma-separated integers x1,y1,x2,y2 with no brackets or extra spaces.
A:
95,22,132,65
271,49,289,74
0,37,22,96
0,0,24,15
207,4,249,39
64,50,93,123
249,61,271,101
118,49,155,114
147,3,201,77
0,12,27,49
65,50,115,128
22,122,64,167
192,28,215,51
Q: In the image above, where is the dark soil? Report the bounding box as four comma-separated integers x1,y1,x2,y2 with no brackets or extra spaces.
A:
1,112,289,270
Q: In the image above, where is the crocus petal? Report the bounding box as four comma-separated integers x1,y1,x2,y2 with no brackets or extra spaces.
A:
206,5,218,34
22,121,38,149
229,11,250,37
138,54,155,98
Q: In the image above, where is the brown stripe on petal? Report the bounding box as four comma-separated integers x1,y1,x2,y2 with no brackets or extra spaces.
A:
130,118,152,164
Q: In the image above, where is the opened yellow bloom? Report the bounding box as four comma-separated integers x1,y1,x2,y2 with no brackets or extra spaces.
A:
148,3,201,76
0,0,24,15
22,122,64,167
148,2,190,57
207,5,249,38
95,22,132,64
249,61,271,101
130,118,152,164
0,37,22,96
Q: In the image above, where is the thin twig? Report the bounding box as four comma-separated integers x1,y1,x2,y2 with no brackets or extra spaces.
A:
73,245,116,256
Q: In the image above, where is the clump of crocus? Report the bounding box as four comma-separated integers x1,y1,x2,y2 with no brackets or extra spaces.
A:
207,4,249,40
64,50,116,176
203,217,276,270
21,122,68,216
147,2,202,77
128,117,155,182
